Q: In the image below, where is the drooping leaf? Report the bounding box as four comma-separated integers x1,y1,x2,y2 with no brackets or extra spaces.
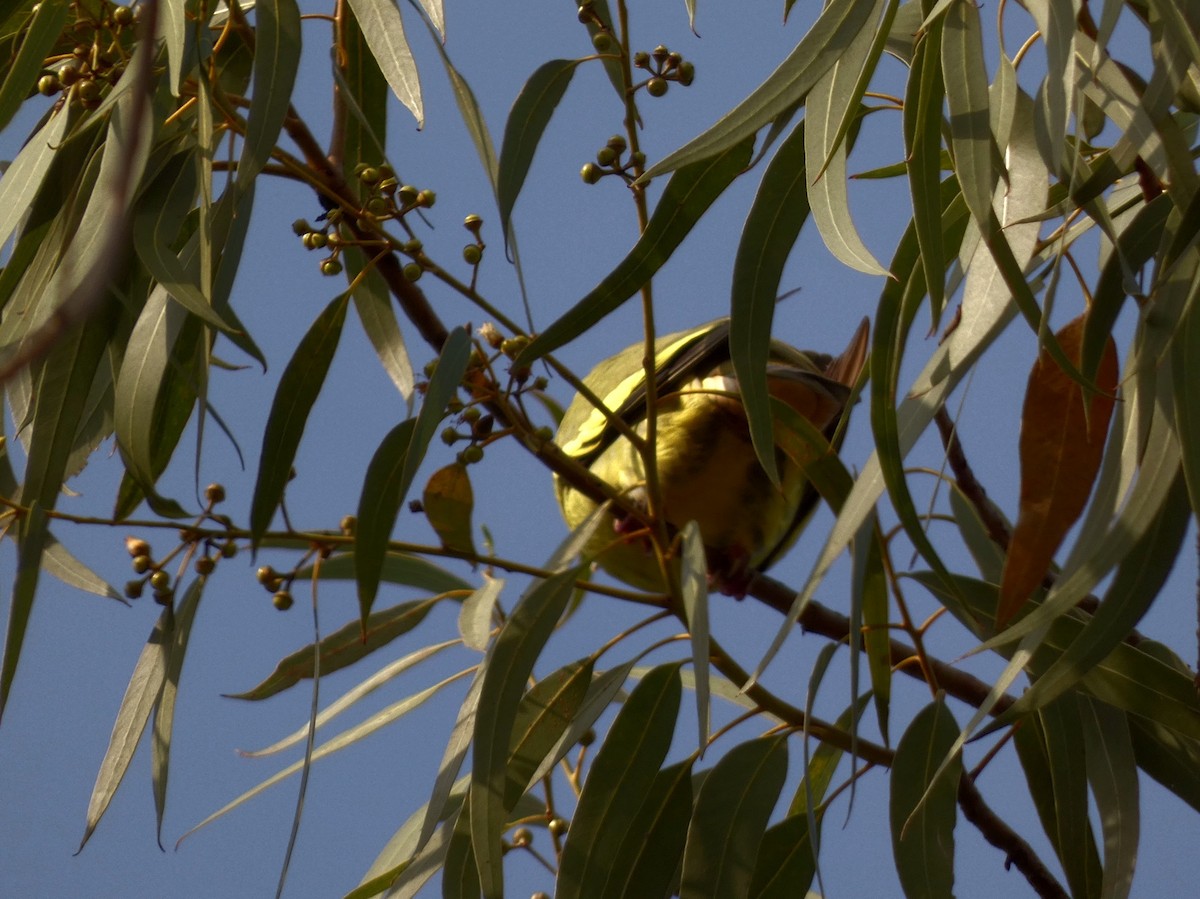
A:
730,118,809,487
1080,698,1139,899
680,521,710,753
556,662,682,899
355,326,472,623
238,0,302,186
497,58,582,239
679,735,789,899
0,504,48,725
607,760,695,898
249,293,350,547
458,574,502,652
346,0,423,127
997,314,1118,626
504,658,594,809
890,697,960,899
79,602,174,850
423,461,476,557
471,568,582,899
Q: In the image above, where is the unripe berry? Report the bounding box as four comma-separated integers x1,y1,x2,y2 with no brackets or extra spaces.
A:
547,817,569,837
126,537,151,558
652,44,670,63
606,134,627,153
273,591,294,611
221,541,239,559
340,515,357,535
321,258,343,276
366,197,390,217
257,566,276,585
580,162,601,184
462,244,482,265
359,166,380,185
441,427,460,445
149,570,170,591
416,189,437,208
677,61,695,86
595,146,616,166
124,580,144,600
591,31,612,53
633,50,650,68
402,262,423,282
511,828,533,848
132,554,152,574
459,444,484,465
398,185,419,206
646,77,668,98
205,483,226,504
292,218,312,236
195,557,216,576
77,80,101,102
112,5,135,26
463,214,483,233
37,74,60,96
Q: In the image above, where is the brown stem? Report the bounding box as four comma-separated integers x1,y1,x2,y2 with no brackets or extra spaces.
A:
958,775,1068,899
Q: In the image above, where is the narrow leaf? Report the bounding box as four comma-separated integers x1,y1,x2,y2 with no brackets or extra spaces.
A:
346,0,423,126
497,58,581,238
0,504,48,724
998,314,1118,625
471,568,582,898
556,662,683,899
890,697,960,899
249,294,350,546
680,521,711,753
238,0,301,186
679,735,789,899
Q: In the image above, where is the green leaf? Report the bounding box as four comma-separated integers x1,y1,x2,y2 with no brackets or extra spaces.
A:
416,668,485,851
890,697,960,899
238,0,301,187
291,550,471,594
556,662,682,899
749,813,819,899
853,520,891,742
0,504,48,724
79,601,174,850
459,574,502,652
903,10,946,320
804,0,891,275
504,658,594,809
497,58,581,240
1079,698,1138,899
152,577,205,846
1172,284,1200,519
0,102,72,252
521,136,755,363
226,598,439,700
680,735,789,899
608,760,695,898
249,293,350,546
346,0,423,127
347,250,414,400
680,521,710,752
1129,714,1200,814
642,0,879,180
113,285,198,518
730,118,809,487
471,568,582,898
355,326,472,622
0,0,69,132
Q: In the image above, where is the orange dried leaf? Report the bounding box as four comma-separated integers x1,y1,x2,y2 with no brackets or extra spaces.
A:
997,315,1118,627
423,462,477,557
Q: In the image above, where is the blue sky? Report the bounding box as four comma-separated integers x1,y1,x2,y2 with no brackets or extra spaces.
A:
2,1,1198,897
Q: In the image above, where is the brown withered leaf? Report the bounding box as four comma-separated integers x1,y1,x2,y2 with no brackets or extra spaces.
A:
996,315,1118,627
423,462,477,558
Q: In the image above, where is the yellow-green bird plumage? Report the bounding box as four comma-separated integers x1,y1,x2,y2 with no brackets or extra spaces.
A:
554,317,870,594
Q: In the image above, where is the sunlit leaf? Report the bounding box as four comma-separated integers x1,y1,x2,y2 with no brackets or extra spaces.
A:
458,573,501,652
680,521,710,752
1080,698,1139,899
346,0,423,127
